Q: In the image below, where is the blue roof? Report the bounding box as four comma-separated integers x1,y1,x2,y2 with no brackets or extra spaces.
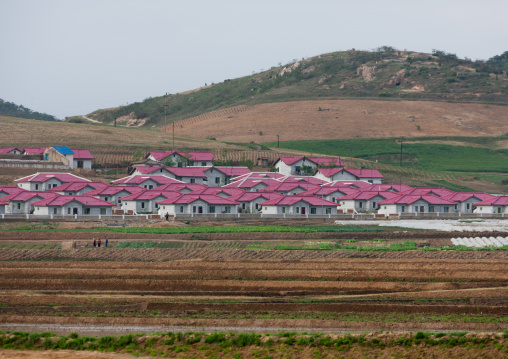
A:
53,146,74,155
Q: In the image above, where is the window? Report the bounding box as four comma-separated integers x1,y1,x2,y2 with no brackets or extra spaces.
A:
155,203,159,209
180,206,184,213
414,206,418,212
215,177,220,184
201,162,206,166
53,208,57,214
85,208,90,215
77,160,83,168
141,202,145,209
310,207,317,214
148,185,153,189
242,203,246,209
332,197,336,203
498,207,502,213
326,208,331,214
67,207,71,214
444,206,449,213
224,206,231,213
401,206,405,213
144,185,148,189
466,203,471,210
282,207,286,214
429,206,434,212
359,202,363,209
17,203,21,210
104,197,108,202
190,179,195,183
100,208,106,215
372,202,376,209
118,199,121,204
255,203,259,210
209,206,215,213
35,184,39,190
176,176,182,181
296,207,300,214
295,166,301,174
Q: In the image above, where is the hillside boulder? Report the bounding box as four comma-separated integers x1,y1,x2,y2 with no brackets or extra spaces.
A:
357,66,379,81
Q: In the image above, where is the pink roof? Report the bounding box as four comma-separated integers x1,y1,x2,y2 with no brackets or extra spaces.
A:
260,195,339,207
307,157,343,167
233,172,287,181
155,183,207,192
231,192,284,202
191,187,246,197
277,156,304,165
0,201,7,206
213,167,251,177
300,187,360,197
15,173,91,184
1,191,59,203
70,149,94,160
158,193,239,205
378,194,458,205
85,185,145,196
323,180,372,189
31,195,115,207
133,166,166,175
0,186,26,196
49,181,108,192
341,168,383,178
442,192,495,203
112,175,184,185
282,176,329,185
360,184,413,192
315,168,342,177
224,178,280,189
472,196,508,206
0,148,22,153
148,151,215,162
167,167,206,177
259,182,321,193
22,148,46,155
400,187,456,197
338,191,400,201
120,190,181,201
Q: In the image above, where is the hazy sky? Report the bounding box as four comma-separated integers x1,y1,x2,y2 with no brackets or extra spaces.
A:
1,0,507,119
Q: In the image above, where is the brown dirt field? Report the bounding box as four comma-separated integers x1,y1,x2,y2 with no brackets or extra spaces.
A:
175,100,508,142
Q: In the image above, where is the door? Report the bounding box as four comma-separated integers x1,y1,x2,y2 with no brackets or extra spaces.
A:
198,206,203,214
73,208,78,215
301,207,306,215
419,206,424,213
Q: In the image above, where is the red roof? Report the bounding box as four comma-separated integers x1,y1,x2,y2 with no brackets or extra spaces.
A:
191,187,246,197
231,192,284,202
22,148,46,155
158,193,239,205
70,149,94,160
259,195,339,207
300,187,360,197
166,167,207,177
360,184,413,192
400,187,456,197
212,167,251,177
1,191,59,203
338,191,400,201
49,182,107,192
259,182,321,193
442,192,495,203
112,175,184,185
224,178,280,189
378,194,458,205
15,173,91,184
282,176,329,185
0,148,22,153
120,190,181,201
132,166,166,175
315,168,342,177
277,156,304,165
323,180,372,189
0,201,7,206
473,196,508,206
85,185,144,196
155,183,207,192
148,151,215,162
31,195,115,207
0,186,26,196
340,168,384,178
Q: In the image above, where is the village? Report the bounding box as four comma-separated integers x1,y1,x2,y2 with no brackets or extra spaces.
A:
0,145,505,220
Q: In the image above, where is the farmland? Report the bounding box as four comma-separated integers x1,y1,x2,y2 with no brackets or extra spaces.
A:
0,221,508,358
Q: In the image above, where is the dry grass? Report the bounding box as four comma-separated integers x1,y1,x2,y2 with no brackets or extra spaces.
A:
174,100,508,142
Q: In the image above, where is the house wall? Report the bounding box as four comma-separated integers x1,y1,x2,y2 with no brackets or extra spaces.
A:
158,199,238,216
262,201,337,215
139,179,162,189
8,198,42,214
204,169,226,187
378,204,398,215
379,200,455,214
0,205,4,215
73,159,92,170
474,205,508,214
314,172,333,182
43,148,71,168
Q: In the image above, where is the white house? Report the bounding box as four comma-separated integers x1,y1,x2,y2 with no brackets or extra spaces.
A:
0,201,7,215
274,156,343,176
230,192,283,213
147,151,215,167
16,173,90,191
2,191,59,214
0,186,26,198
112,175,184,189
70,149,94,170
473,196,508,214
0,148,22,155
120,190,181,214
157,194,240,216
31,195,115,216
86,185,145,206
259,195,338,215
377,195,458,215
443,192,495,213
338,191,400,213
49,182,108,196
320,168,383,184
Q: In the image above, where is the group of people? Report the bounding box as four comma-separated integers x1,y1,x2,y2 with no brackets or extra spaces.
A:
92,238,108,248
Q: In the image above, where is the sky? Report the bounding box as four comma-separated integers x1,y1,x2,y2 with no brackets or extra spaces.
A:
0,0,507,120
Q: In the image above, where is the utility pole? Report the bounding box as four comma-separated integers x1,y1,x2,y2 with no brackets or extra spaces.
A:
399,137,403,186
172,119,175,150
164,93,168,134
277,135,279,148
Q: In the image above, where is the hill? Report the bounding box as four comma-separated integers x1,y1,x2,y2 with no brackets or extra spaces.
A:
69,48,508,131
0,98,60,122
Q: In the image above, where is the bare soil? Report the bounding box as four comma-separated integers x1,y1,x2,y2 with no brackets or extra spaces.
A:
175,100,508,142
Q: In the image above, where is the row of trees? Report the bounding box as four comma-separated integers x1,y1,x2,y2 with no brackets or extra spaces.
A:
0,98,60,122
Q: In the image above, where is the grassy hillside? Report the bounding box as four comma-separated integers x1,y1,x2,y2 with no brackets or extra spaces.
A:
0,98,60,122
69,48,508,128
263,136,508,173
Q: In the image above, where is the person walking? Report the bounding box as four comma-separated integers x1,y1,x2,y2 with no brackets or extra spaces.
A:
93,238,96,248
165,212,169,221
98,238,101,248
105,238,108,247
